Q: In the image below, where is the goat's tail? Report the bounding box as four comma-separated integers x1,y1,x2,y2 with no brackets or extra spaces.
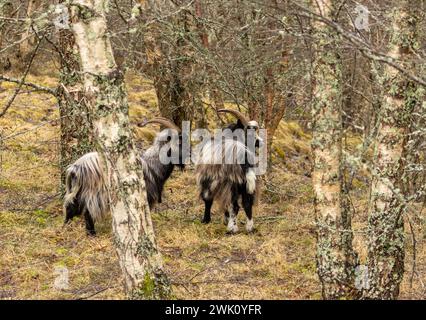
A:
63,152,109,222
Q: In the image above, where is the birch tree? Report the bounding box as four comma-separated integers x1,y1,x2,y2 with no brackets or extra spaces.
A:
311,0,358,299
366,0,421,300
69,0,171,299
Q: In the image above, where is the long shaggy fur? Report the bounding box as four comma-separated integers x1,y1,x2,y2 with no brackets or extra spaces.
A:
64,152,108,222
64,129,178,224
195,139,256,211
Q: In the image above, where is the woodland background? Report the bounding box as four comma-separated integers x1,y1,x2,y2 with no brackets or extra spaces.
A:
0,0,425,300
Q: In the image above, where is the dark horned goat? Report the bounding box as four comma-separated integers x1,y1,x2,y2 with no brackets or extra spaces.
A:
63,117,183,235
196,109,262,233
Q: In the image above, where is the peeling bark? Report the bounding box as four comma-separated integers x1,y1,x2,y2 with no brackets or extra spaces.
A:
69,0,171,299
311,0,358,299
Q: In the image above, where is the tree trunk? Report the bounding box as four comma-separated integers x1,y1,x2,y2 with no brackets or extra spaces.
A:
311,0,358,299
57,19,93,189
365,0,419,299
194,0,209,49
69,0,171,299
153,62,189,126
0,1,13,71
145,7,194,128
19,0,40,63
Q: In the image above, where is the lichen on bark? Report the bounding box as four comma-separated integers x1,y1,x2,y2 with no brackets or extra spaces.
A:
365,1,421,300
311,0,358,300
58,24,93,191
69,0,171,299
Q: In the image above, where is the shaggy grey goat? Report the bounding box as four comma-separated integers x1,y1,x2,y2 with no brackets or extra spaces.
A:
64,117,183,235
196,109,262,233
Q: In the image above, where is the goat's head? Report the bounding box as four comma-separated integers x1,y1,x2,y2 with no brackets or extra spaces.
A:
140,117,185,169
218,109,263,149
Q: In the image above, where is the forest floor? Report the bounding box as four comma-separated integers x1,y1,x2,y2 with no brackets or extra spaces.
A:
0,70,425,300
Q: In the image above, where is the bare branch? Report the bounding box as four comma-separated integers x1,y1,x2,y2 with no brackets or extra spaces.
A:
0,34,46,118
0,75,56,95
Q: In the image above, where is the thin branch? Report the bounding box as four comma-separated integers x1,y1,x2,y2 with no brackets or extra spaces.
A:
0,75,56,95
247,0,426,87
0,34,45,118
406,214,417,289
288,0,426,87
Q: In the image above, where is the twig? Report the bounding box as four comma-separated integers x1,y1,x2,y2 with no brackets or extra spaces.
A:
406,214,417,289
0,34,45,118
4,193,61,213
76,285,118,300
288,0,426,87
0,75,56,95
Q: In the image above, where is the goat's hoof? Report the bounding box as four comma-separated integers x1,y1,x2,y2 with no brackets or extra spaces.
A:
245,220,254,233
226,224,238,234
201,218,211,224
86,230,96,237
226,229,238,235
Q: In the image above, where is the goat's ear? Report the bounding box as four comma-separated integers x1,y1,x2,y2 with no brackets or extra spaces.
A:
236,119,244,128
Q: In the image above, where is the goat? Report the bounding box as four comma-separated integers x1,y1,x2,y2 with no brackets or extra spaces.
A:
196,109,262,233
63,117,183,235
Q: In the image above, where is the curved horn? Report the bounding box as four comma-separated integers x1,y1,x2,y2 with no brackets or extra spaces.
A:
141,117,181,133
217,109,249,126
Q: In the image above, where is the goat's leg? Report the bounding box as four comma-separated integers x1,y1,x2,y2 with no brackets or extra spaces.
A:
242,191,255,232
202,199,213,224
64,198,81,225
226,200,240,233
224,210,230,225
64,203,76,225
83,207,96,236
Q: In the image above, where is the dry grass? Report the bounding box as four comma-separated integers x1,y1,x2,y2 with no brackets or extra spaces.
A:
0,71,425,300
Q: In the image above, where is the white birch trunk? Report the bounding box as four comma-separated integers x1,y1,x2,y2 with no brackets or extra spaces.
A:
311,0,358,299
365,0,420,299
69,0,171,299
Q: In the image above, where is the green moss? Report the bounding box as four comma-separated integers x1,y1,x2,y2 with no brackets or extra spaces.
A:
0,178,26,191
130,271,172,300
289,261,315,274
142,273,155,297
34,209,49,219
35,217,47,226
274,146,286,160
286,121,304,139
